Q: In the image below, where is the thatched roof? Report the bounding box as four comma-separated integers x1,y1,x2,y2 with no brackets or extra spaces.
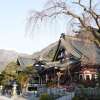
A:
17,56,36,70
54,35,100,65
76,28,100,47
17,29,100,72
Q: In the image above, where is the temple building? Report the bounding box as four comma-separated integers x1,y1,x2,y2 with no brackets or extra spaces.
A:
17,29,100,87
39,31,100,86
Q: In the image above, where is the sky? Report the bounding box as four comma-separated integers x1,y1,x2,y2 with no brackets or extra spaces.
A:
0,0,66,54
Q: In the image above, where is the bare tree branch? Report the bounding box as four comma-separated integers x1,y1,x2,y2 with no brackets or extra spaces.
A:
62,11,86,27
89,0,92,9
73,1,100,29
27,0,100,34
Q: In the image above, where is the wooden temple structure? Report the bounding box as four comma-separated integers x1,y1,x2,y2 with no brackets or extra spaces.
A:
32,32,100,87
17,30,100,87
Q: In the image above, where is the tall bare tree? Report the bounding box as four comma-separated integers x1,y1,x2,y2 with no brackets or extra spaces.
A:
27,0,100,44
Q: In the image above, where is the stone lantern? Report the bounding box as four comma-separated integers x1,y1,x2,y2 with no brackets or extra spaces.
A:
0,85,3,95
12,82,17,96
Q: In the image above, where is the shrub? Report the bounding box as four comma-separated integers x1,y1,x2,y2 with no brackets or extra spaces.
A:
72,96,88,100
39,93,54,100
72,96,80,100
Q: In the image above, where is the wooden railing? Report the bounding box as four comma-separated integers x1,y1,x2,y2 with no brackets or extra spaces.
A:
75,87,100,97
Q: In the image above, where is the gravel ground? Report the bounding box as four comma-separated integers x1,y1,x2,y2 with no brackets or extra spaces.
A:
0,96,11,100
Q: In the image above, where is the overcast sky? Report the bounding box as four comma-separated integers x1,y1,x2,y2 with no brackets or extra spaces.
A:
0,0,67,54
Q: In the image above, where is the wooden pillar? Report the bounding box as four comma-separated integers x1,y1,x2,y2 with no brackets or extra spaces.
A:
57,72,63,88
46,74,48,83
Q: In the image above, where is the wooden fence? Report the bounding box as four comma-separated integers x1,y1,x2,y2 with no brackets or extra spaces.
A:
75,87,100,97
